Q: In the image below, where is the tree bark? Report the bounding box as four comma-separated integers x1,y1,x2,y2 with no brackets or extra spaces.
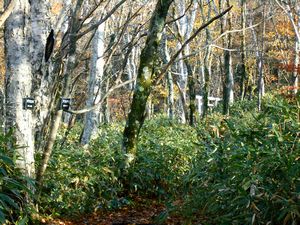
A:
81,22,106,146
36,0,84,186
257,4,266,111
30,0,52,152
122,0,174,164
0,0,16,28
222,0,234,115
200,0,212,118
0,87,4,131
4,0,35,177
240,0,247,100
160,32,174,119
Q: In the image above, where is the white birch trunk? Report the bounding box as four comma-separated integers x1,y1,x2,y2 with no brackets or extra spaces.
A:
294,41,299,94
0,87,4,131
176,0,197,123
4,0,35,177
30,0,52,143
126,33,134,90
276,0,299,93
81,22,105,146
293,5,299,94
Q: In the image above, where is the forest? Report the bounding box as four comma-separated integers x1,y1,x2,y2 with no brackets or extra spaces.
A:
0,0,299,224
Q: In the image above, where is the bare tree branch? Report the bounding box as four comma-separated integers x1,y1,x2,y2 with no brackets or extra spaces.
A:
67,79,135,114
156,5,233,84
76,0,127,40
0,0,16,28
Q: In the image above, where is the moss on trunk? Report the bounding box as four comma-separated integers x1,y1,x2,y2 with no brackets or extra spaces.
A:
122,0,174,159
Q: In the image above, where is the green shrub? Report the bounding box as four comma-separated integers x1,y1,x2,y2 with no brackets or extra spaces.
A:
39,117,198,216
180,95,300,224
39,95,299,225
128,117,198,197
39,123,124,216
0,130,32,224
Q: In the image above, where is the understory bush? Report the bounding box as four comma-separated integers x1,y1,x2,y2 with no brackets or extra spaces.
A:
39,94,299,225
39,117,198,217
0,130,32,224
180,94,300,224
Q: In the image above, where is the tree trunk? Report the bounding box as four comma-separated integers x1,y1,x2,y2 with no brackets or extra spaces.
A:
160,32,174,119
122,0,174,164
200,1,212,118
240,0,247,100
186,58,196,125
291,3,299,94
0,0,16,28
0,87,4,131
30,0,52,152
4,0,35,177
257,5,266,111
293,41,299,94
202,50,211,118
222,0,234,115
36,0,84,186
81,22,105,146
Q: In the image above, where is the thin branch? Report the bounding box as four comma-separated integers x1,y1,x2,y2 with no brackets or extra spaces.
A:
76,0,127,40
0,0,16,28
275,0,300,42
67,79,135,114
165,0,193,25
156,5,233,84
173,14,275,62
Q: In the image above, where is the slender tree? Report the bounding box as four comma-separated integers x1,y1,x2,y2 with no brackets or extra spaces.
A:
240,0,248,100
81,22,106,146
122,0,174,164
221,0,234,115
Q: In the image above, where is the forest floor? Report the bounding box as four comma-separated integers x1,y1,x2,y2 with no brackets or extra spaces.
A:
43,197,190,225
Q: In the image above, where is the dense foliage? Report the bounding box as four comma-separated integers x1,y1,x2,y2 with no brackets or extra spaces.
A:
38,94,299,224
180,94,300,224
0,130,33,224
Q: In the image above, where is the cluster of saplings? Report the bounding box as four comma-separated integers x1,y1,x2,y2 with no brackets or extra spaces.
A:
1,93,299,224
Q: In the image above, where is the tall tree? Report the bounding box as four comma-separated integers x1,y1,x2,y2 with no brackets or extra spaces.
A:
240,0,248,100
221,0,234,115
122,0,174,165
200,0,213,118
81,22,106,146
36,0,85,186
256,3,266,111
276,0,299,94
4,0,35,177
160,31,175,119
